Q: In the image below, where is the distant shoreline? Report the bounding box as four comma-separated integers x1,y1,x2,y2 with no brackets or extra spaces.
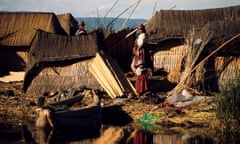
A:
76,17,147,31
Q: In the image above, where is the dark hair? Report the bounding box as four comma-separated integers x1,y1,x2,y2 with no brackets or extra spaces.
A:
137,24,146,32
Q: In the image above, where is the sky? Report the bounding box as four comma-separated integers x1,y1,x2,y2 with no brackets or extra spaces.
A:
0,0,240,19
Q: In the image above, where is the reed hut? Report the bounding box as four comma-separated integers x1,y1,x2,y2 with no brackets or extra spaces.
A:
0,12,67,72
24,30,135,98
144,5,240,92
23,30,100,95
146,5,240,42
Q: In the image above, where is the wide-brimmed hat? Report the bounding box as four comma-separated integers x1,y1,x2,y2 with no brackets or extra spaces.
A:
78,21,85,26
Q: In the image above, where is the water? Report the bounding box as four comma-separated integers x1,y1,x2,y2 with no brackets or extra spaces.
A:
32,127,214,144
2,121,215,144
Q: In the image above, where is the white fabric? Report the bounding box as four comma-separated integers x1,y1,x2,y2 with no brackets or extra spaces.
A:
174,96,204,107
136,67,144,76
181,89,193,100
169,89,204,107
75,29,85,36
136,33,146,48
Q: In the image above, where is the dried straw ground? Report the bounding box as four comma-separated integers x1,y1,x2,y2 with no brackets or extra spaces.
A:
0,73,220,143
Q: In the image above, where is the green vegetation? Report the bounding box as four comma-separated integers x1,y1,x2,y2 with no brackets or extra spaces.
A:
214,74,240,142
215,77,240,124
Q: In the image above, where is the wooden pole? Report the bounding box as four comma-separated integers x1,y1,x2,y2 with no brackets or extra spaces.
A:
99,0,119,27
106,1,139,29
189,33,240,76
177,33,240,88
120,0,141,30
152,1,157,16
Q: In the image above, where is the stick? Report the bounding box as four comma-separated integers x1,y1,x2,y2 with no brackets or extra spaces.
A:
190,33,240,76
178,33,240,86
120,0,141,30
99,0,119,27
169,5,176,10
125,21,147,39
106,1,139,29
125,28,138,38
152,1,157,16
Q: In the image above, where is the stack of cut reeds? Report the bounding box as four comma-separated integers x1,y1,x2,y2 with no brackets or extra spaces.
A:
89,51,136,98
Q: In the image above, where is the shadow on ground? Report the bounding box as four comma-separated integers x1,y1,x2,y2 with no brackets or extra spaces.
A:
102,105,133,126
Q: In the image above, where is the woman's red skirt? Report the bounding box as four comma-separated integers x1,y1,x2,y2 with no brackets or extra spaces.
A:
135,75,149,94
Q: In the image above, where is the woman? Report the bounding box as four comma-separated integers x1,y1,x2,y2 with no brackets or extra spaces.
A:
131,23,153,74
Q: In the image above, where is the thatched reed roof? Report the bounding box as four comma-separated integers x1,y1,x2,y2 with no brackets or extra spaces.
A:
146,5,240,42
26,29,99,72
0,12,67,46
23,30,100,92
57,13,78,35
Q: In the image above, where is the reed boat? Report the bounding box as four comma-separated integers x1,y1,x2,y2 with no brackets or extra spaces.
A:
36,90,102,130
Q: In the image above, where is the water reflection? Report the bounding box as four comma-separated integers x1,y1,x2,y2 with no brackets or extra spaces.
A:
152,132,213,144
25,104,214,144
34,128,100,143
29,125,213,144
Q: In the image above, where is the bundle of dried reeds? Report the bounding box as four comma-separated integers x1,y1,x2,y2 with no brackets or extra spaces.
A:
172,24,213,92
89,51,136,98
170,27,240,94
